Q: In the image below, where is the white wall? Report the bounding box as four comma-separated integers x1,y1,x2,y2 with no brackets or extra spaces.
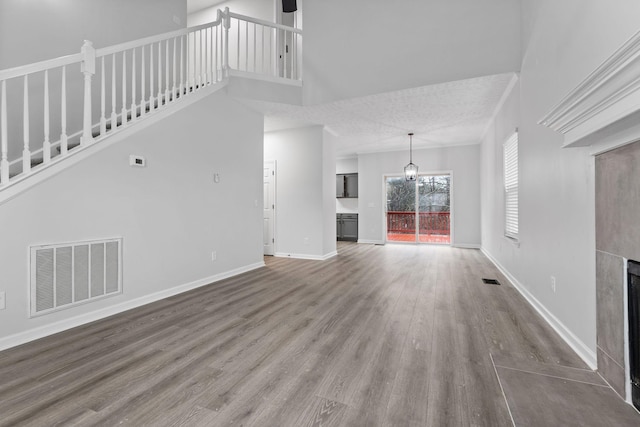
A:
264,125,336,259
0,90,264,345
480,0,640,366
358,145,481,246
188,0,274,26
0,0,186,69
302,0,521,105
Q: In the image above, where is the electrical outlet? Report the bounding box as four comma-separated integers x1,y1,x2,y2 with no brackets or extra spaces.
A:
304,237,310,245
211,251,217,261
550,276,556,293
0,291,5,310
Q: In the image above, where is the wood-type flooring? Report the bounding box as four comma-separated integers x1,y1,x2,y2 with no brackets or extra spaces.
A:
1,242,639,426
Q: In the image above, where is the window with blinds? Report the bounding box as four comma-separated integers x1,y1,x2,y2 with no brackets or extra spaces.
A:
504,132,519,239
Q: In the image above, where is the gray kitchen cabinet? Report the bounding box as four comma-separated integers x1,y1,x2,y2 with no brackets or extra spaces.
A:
336,174,358,198
337,214,358,241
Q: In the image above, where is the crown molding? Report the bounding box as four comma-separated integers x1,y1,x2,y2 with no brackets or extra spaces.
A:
538,30,640,153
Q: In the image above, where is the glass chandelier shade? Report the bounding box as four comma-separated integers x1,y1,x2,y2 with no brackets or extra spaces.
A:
404,133,418,181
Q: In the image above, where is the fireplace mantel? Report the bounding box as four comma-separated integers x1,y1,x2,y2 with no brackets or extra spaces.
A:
539,29,640,155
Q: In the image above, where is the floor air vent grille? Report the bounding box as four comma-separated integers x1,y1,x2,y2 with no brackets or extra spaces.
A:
30,238,122,317
481,278,501,285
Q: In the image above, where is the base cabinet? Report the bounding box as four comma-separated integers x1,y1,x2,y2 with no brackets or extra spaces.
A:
337,214,358,241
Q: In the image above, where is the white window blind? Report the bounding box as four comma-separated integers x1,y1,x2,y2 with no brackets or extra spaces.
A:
504,132,518,239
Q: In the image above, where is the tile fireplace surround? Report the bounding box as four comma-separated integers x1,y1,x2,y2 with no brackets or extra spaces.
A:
595,140,640,399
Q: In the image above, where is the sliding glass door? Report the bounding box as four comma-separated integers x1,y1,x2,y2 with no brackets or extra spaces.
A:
386,174,451,244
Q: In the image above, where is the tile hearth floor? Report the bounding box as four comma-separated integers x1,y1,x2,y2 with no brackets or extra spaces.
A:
492,353,640,426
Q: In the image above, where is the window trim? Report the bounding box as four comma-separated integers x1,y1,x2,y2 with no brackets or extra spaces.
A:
503,131,519,241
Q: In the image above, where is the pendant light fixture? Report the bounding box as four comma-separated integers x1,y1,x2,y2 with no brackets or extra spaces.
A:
404,132,418,181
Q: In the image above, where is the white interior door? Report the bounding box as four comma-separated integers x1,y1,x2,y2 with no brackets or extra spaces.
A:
263,161,276,255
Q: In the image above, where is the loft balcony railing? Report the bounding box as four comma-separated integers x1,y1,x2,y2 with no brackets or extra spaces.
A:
0,8,302,191
387,211,451,236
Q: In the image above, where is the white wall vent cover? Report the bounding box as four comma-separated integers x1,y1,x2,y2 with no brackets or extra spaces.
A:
30,238,122,317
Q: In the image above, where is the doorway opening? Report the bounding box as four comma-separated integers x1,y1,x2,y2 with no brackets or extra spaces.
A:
385,173,451,244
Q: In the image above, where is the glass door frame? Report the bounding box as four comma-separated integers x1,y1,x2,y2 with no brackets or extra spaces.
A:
382,170,454,245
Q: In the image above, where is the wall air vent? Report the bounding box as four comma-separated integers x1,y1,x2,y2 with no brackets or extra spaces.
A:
481,278,501,285
30,238,122,317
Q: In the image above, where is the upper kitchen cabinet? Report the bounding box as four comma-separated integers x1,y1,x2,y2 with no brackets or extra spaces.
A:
336,173,358,198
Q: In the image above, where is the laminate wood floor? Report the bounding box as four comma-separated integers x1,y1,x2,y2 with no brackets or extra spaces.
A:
0,242,638,426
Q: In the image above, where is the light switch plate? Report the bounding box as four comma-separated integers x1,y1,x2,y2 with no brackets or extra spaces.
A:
0,291,5,310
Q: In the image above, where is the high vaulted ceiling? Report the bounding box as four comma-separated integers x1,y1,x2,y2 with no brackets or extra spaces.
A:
244,73,517,158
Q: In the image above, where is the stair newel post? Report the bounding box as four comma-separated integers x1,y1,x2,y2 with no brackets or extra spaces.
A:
60,66,68,155
43,70,51,163
223,7,231,78
100,57,106,135
80,40,95,146
0,80,7,185
23,75,30,173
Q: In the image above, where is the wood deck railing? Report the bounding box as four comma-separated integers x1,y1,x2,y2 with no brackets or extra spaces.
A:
387,211,450,235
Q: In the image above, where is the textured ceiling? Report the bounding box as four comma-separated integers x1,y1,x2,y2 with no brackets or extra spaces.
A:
246,73,517,157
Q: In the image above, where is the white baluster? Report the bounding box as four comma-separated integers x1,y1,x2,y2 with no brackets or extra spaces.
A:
165,40,170,101
262,25,266,74
141,45,146,117
201,30,206,85
81,40,96,145
253,23,257,73
215,25,219,81
111,53,117,130
23,75,30,173
209,26,214,83
237,19,240,70
179,35,184,95
131,48,137,121
269,27,273,76
245,21,249,72
43,70,51,163
157,42,163,107
224,8,230,77
203,28,211,85
100,57,106,135
190,32,196,92
0,80,7,185
149,45,155,110
60,66,68,155
121,51,127,125
196,30,202,88
172,37,177,99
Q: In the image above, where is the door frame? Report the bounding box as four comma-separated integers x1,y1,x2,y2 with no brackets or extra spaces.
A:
264,160,277,255
382,170,454,245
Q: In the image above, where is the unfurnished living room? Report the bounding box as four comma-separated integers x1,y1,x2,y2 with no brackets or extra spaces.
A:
2,0,640,426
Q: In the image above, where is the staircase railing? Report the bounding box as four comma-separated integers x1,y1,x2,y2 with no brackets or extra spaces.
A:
0,8,302,190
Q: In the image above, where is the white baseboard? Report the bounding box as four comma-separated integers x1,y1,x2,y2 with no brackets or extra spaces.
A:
481,247,597,370
453,243,481,249
274,251,337,261
357,239,385,245
0,261,264,352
